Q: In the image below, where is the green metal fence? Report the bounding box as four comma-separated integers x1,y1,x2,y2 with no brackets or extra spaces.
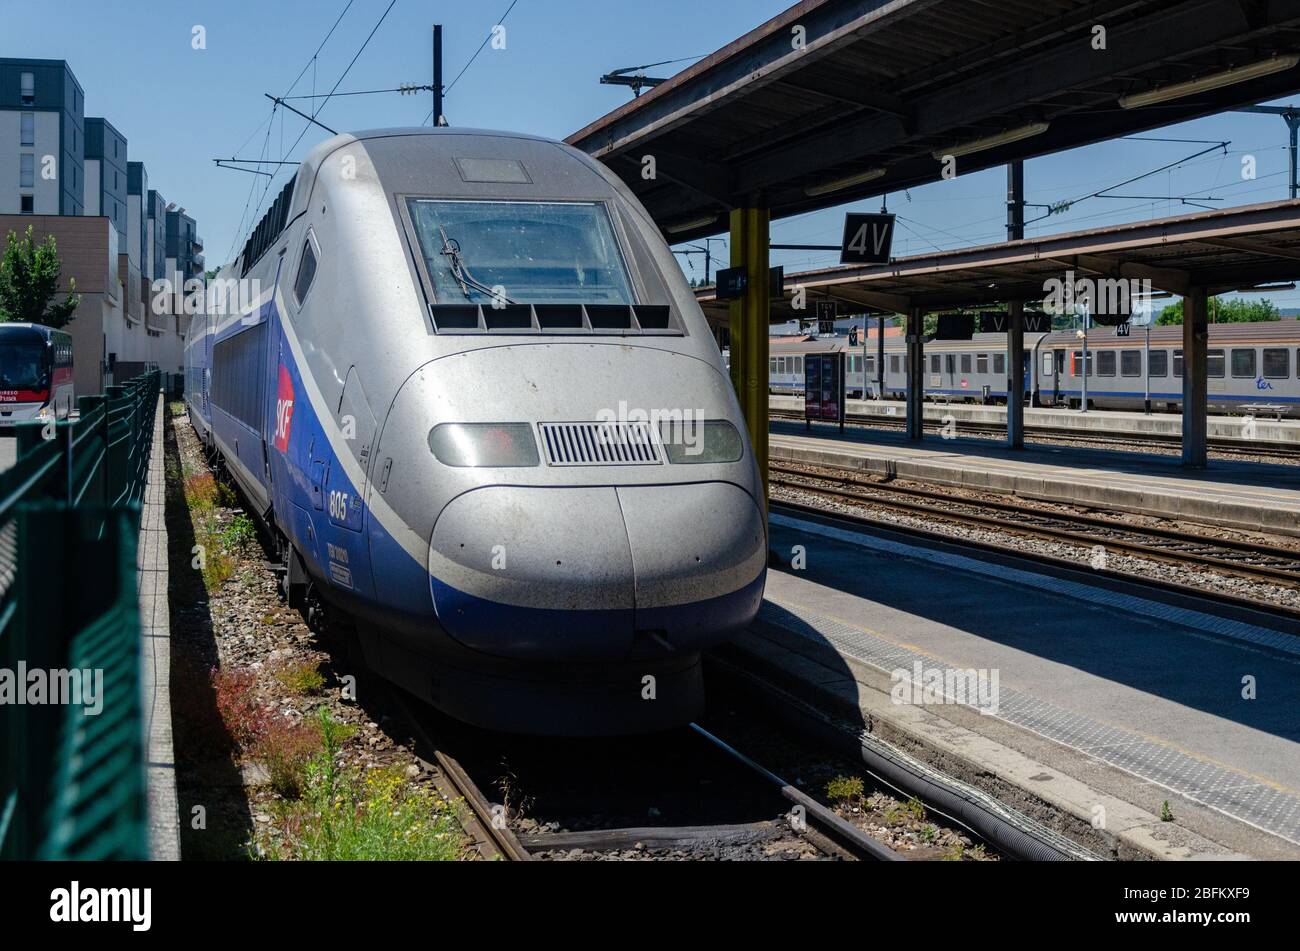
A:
0,371,160,860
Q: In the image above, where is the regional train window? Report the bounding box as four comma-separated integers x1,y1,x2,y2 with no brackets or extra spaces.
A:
976,354,988,375
945,354,955,374
794,357,802,374
769,358,777,374
1208,349,1225,378
293,237,318,305
1098,351,1116,377
1042,353,1053,377
993,353,1005,376
960,354,972,374
1071,351,1093,376
1120,350,1141,377
1263,348,1289,379
864,356,874,373
406,199,634,306
890,354,901,374
930,354,941,373
1149,350,1168,377
1173,349,1183,377
1231,348,1256,378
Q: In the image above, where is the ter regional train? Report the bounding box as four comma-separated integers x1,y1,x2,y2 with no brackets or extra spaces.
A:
184,128,767,735
770,320,1300,413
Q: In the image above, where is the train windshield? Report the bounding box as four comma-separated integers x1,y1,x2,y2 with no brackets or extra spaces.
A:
0,336,48,390
407,199,634,305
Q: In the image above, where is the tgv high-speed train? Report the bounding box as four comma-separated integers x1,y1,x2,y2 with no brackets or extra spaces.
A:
770,320,1300,413
185,128,767,735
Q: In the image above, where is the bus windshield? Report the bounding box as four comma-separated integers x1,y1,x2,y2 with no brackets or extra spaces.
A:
0,340,47,390
407,199,635,305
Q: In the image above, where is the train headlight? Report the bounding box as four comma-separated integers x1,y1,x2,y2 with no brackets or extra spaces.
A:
658,419,744,464
428,423,540,467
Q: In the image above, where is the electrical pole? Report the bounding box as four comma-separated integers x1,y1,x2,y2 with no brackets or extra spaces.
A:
433,24,445,126
1007,161,1025,241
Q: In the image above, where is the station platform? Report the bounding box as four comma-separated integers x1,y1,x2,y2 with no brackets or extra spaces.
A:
769,420,1300,537
770,395,1300,446
732,511,1300,859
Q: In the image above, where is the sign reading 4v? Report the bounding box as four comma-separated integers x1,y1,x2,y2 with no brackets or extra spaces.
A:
840,213,896,265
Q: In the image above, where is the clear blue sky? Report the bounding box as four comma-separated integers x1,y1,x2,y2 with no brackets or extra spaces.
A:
5,0,1300,306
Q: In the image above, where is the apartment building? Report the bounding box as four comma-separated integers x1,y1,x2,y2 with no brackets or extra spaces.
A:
0,58,196,390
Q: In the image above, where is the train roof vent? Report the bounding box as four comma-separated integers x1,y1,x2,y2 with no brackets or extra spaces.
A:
538,421,663,467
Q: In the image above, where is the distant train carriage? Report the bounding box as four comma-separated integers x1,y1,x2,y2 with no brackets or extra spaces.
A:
770,320,1300,415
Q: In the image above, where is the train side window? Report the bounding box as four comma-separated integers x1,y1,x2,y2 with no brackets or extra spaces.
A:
1098,351,1116,376
976,353,988,375
293,236,318,305
1148,350,1168,377
1042,352,1053,377
794,357,802,374
930,354,940,373
993,353,1005,376
1071,351,1093,376
864,356,874,373
945,354,955,374
1173,349,1183,378
1207,349,1225,378
1231,348,1256,378
1120,350,1141,377
1263,348,1289,379
960,354,972,374
890,354,901,374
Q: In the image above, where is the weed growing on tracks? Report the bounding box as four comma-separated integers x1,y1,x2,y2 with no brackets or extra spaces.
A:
826,774,865,805
274,659,326,697
263,709,463,861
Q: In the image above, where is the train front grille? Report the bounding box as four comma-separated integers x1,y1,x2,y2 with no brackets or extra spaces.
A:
538,421,663,466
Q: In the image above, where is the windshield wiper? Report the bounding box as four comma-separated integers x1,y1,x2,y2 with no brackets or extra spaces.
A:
437,225,515,305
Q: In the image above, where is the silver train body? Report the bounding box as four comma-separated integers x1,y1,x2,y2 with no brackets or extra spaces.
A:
770,321,1300,413
184,128,767,734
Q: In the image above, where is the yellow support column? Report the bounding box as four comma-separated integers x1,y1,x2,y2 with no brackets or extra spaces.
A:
728,206,770,508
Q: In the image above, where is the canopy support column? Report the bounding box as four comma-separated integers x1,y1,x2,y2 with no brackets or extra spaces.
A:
729,206,770,504
1007,302,1025,449
906,307,924,441
1182,287,1209,468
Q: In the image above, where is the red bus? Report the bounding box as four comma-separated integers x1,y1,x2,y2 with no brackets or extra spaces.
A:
0,323,74,426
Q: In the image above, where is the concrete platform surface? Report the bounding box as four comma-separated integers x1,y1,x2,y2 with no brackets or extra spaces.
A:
742,511,1300,859
771,395,1300,443
770,420,1300,537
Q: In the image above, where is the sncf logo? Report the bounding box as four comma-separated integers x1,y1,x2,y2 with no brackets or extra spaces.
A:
274,364,295,452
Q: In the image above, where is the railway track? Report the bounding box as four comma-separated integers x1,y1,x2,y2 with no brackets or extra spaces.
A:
768,408,1300,462
390,687,903,861
770,461,1300,620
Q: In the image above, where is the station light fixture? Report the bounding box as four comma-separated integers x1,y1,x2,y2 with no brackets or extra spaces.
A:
665,214,719,234
932,122,1051,161
803,166,887,197
1118,55,1300,109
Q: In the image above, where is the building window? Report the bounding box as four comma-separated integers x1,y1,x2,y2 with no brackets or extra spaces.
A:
1149,350,1168,377
20,195,33,215
1231,348,1256,378
1120,350,1142,377
20,154,34,188
20,72,34,105
20,112,34,147
1263,348,1289,379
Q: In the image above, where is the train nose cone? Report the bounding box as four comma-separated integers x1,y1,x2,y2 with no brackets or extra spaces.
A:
429,486,637,659
428,483,766,660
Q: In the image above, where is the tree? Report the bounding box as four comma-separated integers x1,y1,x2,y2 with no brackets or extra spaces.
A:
0,226,81,328
1156,296,1279,325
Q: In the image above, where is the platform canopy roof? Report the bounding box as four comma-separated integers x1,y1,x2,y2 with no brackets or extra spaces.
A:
695,198,1300,319
568,0,1300,243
